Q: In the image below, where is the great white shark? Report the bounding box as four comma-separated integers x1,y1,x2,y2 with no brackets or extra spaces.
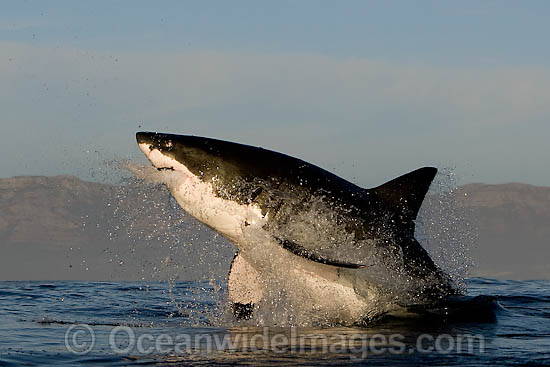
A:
136,132,458,325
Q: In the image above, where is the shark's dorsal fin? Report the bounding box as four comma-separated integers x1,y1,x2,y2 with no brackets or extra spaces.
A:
373,167,437,220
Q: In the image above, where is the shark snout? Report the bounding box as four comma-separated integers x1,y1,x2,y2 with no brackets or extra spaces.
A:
136,131,187,172
136,132,154,158
136,131,153,144
136,131,175,159
136,132,177,151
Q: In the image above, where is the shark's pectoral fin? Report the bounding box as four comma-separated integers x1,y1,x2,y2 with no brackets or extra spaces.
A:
276,238,369,269
228,253,263,319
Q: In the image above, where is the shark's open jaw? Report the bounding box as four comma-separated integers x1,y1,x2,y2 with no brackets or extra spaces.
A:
138,143,187,173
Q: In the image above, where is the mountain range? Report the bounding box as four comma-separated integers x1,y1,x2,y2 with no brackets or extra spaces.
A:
1,175,548,280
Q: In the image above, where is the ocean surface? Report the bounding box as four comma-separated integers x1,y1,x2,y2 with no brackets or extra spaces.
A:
1,278,549,366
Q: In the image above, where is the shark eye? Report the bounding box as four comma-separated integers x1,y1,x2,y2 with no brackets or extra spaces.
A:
148,144,154,151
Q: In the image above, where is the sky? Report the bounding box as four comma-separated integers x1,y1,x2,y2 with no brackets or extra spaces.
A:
1,0,549,187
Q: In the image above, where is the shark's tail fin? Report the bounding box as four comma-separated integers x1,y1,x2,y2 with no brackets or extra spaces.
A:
373,167,437,221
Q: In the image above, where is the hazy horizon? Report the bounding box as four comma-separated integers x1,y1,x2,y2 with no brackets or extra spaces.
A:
2,1,550,187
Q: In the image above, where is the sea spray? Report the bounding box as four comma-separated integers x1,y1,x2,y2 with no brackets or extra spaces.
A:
417,168,475,294
99,161,476,327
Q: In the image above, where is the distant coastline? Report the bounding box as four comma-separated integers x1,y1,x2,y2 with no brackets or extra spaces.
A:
1,175,548,281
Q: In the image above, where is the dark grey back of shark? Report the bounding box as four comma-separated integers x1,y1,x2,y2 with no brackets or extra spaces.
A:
136,132,454,292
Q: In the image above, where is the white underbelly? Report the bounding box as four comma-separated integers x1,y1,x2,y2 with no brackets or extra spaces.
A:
234,232,386,325
155,170,389,325
166,175,265,243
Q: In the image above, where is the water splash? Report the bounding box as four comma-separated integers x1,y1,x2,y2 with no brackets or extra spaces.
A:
90,161,233,326
417,167,476,293
87,160,475,327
